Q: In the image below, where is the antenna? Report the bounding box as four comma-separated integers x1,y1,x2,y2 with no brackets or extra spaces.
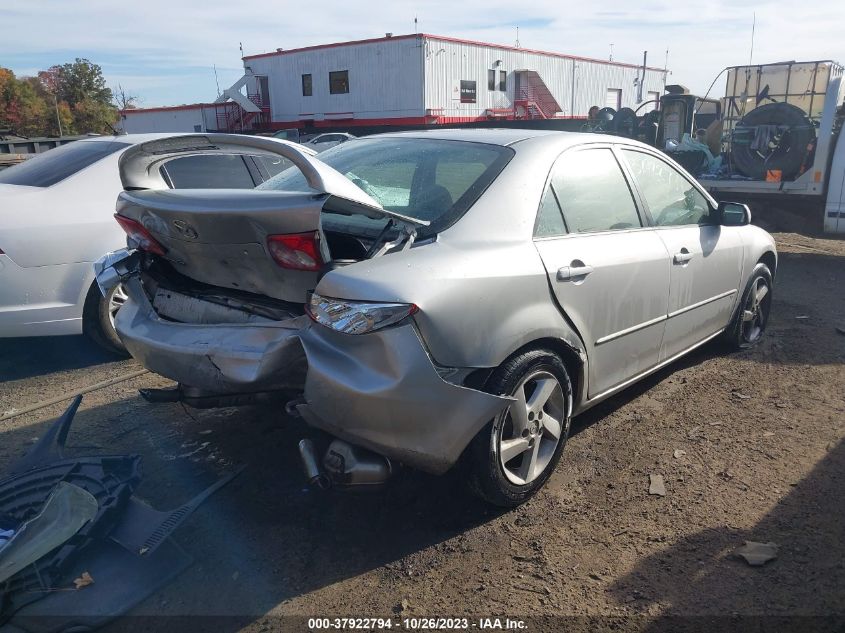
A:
515,26,520,48
749,12,756,66
414,16,418,33
239,41,244,58
213,64,221,98
609,43,614,62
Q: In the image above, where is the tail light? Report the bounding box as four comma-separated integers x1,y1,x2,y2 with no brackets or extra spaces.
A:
114,214,167,257
267,232,323,272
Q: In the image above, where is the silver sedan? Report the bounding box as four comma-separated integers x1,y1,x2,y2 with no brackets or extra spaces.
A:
96,130,776,506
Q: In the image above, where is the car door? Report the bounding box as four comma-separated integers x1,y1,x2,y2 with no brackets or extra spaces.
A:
619,147,744,361
533,145,672,399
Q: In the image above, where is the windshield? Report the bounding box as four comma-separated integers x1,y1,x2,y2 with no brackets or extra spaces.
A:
258,137,513,237
0,139,131,187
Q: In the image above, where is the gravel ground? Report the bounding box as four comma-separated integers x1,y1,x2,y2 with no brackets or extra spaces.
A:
0,232,843,631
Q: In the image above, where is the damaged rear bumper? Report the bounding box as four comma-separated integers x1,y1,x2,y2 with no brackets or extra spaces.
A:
97,252,511,474
116,275,309,393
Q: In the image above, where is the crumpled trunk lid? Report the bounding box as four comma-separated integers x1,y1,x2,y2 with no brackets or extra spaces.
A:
117,188,325,303
115,133,425,304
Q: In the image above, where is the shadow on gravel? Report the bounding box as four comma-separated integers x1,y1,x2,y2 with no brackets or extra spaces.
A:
0,395,508,626
0,335,127,384
609,438,845,624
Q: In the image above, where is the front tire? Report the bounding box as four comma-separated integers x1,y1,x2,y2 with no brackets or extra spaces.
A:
83,282,129,355
724,262,773,350
465,349,572,507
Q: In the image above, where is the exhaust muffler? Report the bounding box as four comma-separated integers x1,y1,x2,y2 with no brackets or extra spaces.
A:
297,438,392,491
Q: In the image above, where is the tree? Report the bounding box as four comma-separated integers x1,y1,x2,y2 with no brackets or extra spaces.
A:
0,59,123,136
114,84,139,111
0,68,52,136
39,59,118,134
42,59,112,109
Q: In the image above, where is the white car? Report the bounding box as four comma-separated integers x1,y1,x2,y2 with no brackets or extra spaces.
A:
303,132,356,152
0,133,292,352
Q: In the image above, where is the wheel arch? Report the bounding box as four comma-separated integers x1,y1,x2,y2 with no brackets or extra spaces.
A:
465,335,586,412
758,250,777,280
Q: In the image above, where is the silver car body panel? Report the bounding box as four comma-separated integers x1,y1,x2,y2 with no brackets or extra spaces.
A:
298,323,513,474
108,262,511,473
98,129,778,471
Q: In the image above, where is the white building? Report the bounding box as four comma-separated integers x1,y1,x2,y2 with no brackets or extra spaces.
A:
119,33,668,133
118,103,220,134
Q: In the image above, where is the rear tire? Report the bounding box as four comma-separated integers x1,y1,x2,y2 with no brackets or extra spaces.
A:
724,263,773,350
465,349,572,507
83,282,129,356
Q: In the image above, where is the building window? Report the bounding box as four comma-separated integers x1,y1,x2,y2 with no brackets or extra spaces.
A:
606,88,622,110
302,74,312,97
488,69,496,91
499,70,507,92
329,70,349,95
460,80,477,103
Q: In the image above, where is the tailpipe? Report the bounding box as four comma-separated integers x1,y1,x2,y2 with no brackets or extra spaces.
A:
298,439,331,490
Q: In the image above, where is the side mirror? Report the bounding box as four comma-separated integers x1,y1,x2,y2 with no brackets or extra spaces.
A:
719,201,751,226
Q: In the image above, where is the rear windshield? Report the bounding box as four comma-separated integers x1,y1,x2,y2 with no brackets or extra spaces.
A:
0,140,130,187
257,138,513,237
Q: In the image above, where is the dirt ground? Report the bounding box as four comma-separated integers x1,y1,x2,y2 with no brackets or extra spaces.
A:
0,232,843,631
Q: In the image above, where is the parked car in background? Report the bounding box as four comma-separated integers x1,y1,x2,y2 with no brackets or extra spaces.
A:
271,129,301,143
303,132,356,152
0,133,297,353
97,130,776,505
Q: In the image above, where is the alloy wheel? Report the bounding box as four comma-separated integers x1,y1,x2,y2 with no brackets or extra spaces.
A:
497,370,565,486
741,275,771,344
108,283,129,329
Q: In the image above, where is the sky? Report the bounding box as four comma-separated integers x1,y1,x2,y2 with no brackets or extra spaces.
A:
3,0,844,107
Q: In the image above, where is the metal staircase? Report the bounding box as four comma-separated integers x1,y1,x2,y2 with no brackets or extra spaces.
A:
214,94,269,133
513,71,562,119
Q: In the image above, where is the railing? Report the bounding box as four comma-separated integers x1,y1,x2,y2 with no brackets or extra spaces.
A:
215,94,270,133
515,88,558,119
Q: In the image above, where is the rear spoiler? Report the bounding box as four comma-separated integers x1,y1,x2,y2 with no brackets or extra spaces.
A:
118,133,428,227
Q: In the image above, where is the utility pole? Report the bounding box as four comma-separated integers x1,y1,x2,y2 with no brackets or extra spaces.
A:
749,12,756,66
52,93,63,137
637,51,647,103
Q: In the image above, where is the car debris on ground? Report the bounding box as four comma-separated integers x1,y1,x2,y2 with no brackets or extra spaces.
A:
0,396,242,632
734,541,779,566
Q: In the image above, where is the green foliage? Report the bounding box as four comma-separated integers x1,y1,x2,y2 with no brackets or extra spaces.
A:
0,59,119,136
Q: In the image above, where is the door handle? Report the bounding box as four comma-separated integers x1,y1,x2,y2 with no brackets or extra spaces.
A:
557,264,594,281
673,249,693,264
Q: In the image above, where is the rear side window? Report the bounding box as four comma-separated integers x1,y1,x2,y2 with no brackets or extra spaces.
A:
552,148,642,233
534,185,567,237
258,138,513,237
621,149,714,226
0,140,130,187
161,154,257,189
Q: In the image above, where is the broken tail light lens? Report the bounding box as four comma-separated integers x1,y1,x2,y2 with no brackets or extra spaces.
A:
267,232,322,272
307,293,418,335
114,214,167,257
